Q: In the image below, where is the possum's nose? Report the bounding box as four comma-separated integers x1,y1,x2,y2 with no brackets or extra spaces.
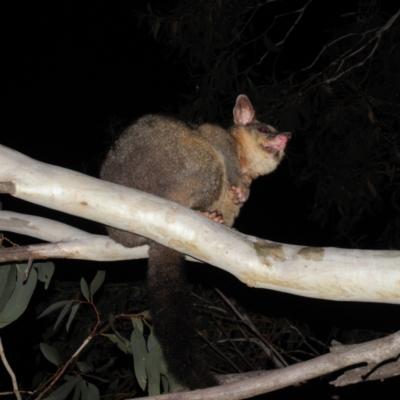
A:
274,134,289,150
283,131,292,140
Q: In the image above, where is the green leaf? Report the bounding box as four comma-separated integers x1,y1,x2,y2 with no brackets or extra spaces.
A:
90,271,105,297
76,361,93,373
131,316,143,333
108,313,116,331
40,343,62,367
36,262,55,290
107,313,133,352
131,325,148,391
95,358,115,373
87,383,100,400
37,301,70,319
72,381,81,400
0,264,37,328
147,331,159,352
54,301,72,330
160,353,182,392
153,19,161,40
66,303,80,332
80,277,90,301
161,375,169,394
77,379,87,400
146,345,162,396
263,36,281,52
0,265,16,313
43,377,78,400
103,334,131,354
81,374,109,383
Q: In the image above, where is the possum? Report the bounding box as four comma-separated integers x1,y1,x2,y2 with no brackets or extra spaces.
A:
100,94,291,389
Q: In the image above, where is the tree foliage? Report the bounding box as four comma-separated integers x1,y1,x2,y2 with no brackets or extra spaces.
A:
1,2,399,398
138,0,400,248
1,261,337,398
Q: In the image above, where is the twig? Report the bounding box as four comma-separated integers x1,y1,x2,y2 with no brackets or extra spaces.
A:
23,254,35,282
214,288,288,368
199,332,243,374
275,0,313,48
306,8,399,87
0,337,22,400
35,302,102,400
285,320,321,357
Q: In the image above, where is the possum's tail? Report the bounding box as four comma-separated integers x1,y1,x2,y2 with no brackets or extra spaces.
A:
147,241,218,390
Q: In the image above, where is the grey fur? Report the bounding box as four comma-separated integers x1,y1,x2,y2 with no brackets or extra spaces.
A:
100,95,290,389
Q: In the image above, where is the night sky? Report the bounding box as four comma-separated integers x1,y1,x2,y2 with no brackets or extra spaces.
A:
2,1,399,398
2,1,339,245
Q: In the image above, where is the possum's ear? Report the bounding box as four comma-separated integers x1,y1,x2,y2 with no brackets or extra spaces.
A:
233,94,256,126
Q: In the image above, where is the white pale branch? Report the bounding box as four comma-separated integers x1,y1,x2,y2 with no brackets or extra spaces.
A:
0,210,149,261
0,210,199,263
136,330,400,400
0,144,399,304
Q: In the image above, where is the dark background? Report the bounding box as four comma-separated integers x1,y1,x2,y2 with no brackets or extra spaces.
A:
2,1,399,398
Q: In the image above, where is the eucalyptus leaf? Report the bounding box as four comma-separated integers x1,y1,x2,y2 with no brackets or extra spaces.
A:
37,300,70,319
263,36,281,52
77,379,88,400
95,358,115,374
80,277,90,301
72,381,81,400
160,354,182,392
81,374,109,383
90,270,105,297
107,313,132,352
36,262,55,289
103,333,131,354
147,331,159,352
131,326,148,391
66,303,80,332
43,377,78,400
76,361,93,373
40,343,62,367
146,345,162,396
87,383,100,400
0,264,37,328
0,264,15,313
161,375,169,394
54,301,72,330
131,316,143,333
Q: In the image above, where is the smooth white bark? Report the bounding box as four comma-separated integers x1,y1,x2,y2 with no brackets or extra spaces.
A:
0,144,399,304
135,330,400,399
0,210,149,261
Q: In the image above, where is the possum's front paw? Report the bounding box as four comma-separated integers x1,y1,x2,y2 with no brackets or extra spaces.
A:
232,185,249,204
199,210,224,224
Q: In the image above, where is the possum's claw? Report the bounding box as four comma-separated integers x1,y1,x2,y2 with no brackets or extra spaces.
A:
232,185,249,204
199,210,224,223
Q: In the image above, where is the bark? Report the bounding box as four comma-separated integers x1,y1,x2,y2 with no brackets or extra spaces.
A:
0,144,399,304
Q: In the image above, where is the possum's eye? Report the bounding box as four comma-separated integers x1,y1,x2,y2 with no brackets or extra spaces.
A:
258,126,268,133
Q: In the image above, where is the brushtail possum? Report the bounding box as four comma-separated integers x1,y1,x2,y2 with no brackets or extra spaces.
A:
100,95,290,390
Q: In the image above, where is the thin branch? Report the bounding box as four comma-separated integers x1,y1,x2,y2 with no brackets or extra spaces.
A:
0,337,22,400
132,330,400,399
200,332,243,374
233,0,313,78
211,315,257,371
275,0,313,47
285,321,321,357
296,8,400,91
298,29,378,73
215,288,288,368
35,302,102,400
